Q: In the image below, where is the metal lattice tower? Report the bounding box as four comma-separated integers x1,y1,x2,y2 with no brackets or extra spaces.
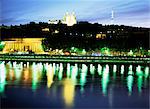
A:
111,10,114,25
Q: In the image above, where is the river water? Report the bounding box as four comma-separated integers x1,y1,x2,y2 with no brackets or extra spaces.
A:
0,61,149,109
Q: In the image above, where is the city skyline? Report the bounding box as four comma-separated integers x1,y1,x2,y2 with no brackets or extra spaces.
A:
1,0,150,27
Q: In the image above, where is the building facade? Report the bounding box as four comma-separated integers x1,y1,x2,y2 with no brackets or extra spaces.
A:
3,38,44,53
48,12,77,26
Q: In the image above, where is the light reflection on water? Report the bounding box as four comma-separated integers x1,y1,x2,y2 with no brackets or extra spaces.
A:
0,62,6,93
102,64,109,95
46,63,54,88
63,78,76,107
0,61,149,108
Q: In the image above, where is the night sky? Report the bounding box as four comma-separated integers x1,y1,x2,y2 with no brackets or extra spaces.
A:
1,0,150,27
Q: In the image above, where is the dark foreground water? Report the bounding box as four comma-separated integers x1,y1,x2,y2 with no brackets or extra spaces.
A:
0,61,149,109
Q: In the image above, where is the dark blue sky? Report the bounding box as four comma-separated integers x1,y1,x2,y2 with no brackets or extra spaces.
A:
1,0,150,27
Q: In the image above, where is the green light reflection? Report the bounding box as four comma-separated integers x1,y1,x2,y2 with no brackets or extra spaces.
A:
121,65,124,75
113,65,117,72
56,64,59,72
127,75,134,95
58,63,63,80
101,64,109,95
128,65,133,75
137,76,143,93
144,67,149,78
0,62,6,93
136,65,144,93
90,64,95,75
98,64,102,76
80,64,88,93
129,65,132,71
136,65,143,76
32,62,38,91
113,65,117,80
71,64,78,80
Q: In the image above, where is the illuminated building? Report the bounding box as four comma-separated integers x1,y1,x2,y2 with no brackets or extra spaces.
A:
48,12,77,26
62,12,77,26
54,30,59,34
96,34,106,39
42,28,49,32
3,38,44,53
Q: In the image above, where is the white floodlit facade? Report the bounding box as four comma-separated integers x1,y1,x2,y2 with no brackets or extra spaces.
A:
48,12,77,26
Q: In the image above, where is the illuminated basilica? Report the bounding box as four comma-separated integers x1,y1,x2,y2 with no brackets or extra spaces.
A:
62,12,77,26
48,12,77,26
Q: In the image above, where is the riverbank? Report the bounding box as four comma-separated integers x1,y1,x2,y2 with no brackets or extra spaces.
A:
0,54,149,64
